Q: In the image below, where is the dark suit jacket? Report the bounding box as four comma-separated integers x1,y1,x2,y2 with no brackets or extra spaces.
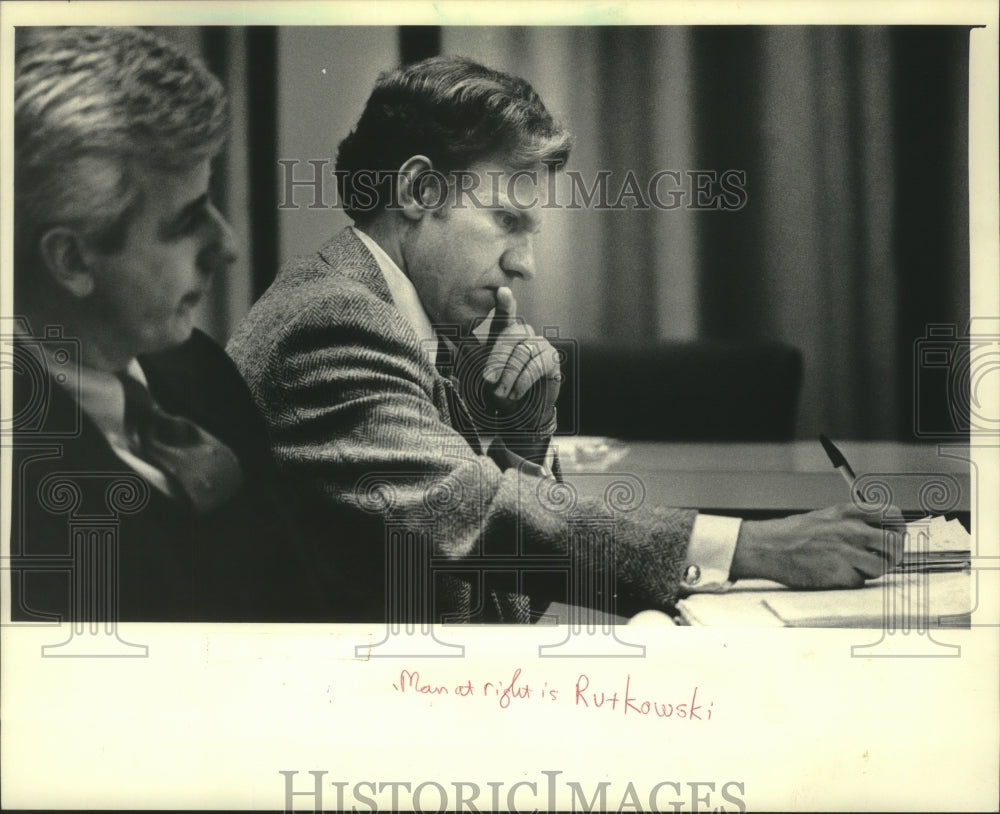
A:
9,329,335,622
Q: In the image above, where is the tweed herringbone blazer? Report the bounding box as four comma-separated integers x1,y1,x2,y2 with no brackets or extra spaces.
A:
227,228,697,623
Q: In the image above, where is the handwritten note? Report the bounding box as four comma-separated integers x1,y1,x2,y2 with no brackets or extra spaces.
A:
394,668,715,721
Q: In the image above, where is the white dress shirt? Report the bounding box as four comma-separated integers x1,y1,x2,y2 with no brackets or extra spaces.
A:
352,226,739,592
45,349,178,498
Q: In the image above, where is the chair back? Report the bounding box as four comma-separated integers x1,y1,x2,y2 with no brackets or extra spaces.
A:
554,340,803,441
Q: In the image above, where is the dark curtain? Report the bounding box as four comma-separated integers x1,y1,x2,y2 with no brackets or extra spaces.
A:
191,25,972,441
443,26,971,441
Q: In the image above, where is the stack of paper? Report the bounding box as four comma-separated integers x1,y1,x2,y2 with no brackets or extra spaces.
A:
897,515,971,572
761,570,970,628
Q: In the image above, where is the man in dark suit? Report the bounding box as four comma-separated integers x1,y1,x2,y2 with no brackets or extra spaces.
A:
228,55,903,624
8,27,332,622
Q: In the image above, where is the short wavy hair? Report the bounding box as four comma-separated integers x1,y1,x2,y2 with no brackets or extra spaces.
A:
335,55,573,222
14,26,229,284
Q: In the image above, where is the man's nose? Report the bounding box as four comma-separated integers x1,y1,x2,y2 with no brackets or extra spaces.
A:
209,203,239,261
501,237,535,282
199,203,239,274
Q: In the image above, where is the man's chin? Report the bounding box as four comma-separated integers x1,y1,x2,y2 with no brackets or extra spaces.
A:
143,322,196,356
439,310,490,337
173,321,197,345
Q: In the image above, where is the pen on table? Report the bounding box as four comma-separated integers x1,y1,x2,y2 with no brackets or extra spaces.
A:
819,434,863,501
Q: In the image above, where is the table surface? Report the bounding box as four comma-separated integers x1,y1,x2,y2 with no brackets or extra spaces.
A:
548,439,976,626
551,569,973,629
558,439,972,514
674,571,972,628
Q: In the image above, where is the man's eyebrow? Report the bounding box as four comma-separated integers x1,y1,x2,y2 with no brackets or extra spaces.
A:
490,192,542,232
160,193,208,235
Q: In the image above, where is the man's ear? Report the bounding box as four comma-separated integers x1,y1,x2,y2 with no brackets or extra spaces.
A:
37,227,98,298
397,155,442,222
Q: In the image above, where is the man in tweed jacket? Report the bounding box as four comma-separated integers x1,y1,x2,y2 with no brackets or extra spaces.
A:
228,56,900,624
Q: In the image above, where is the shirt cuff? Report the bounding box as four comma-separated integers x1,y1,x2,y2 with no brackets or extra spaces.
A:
542,441,556,474
681,514,742,593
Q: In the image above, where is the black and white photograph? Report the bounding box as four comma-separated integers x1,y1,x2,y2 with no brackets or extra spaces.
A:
2,1,997,811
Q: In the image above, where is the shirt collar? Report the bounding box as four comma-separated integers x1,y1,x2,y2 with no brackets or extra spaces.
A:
40,338,148,441
352,226,439,368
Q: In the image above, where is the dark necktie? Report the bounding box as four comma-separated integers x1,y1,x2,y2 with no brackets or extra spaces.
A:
117,373,244,513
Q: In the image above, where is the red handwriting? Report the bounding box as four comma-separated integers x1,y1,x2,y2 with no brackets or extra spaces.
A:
396,667,557,709
398,670,448,696
574,673,712,720
393,669,713,720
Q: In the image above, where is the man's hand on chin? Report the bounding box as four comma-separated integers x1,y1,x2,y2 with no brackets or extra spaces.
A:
476,286,562,438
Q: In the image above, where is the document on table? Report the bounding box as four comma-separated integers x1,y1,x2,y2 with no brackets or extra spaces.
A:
759,570,970,628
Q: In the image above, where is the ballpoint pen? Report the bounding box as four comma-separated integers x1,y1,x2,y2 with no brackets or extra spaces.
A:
819,434,863,501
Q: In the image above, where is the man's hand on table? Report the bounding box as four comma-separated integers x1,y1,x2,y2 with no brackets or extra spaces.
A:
730,503,905,589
